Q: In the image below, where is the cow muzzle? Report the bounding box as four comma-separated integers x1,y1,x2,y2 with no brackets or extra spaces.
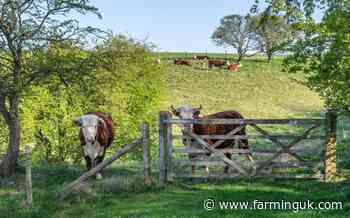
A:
83,141,102,162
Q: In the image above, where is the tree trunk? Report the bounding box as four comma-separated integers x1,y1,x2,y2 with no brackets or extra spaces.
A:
267,52,273,63
237,53,243,62
0,96,21,177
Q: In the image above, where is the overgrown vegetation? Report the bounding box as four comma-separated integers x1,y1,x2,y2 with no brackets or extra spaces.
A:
0,0,102,177
0,36,165,164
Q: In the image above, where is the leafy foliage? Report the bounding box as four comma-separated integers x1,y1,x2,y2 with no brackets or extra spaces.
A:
258,0,350,112
251,14,292,62
0,0,103,176
212,15,259,61
1,35,165,163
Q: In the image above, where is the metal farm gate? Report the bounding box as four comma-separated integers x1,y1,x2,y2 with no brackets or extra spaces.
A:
158,110,337,185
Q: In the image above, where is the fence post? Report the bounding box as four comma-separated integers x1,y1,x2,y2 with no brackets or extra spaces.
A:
324,108,337,182
142,122,151,186
159,112,169,186
25,145,33,207
166,113,173,182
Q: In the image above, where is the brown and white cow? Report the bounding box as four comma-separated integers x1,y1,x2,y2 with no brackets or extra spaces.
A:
74,112,115,179
193,55,210,60
174,59,192,66
208,59,230,68
228,62,242,71
170,105,254,174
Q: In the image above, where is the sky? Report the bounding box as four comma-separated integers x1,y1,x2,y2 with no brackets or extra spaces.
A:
75,0,322,53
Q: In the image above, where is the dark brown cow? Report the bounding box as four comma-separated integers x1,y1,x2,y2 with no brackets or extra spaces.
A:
174,59,192,66
74,112,115,179
170,105,253,174
208,59,230,68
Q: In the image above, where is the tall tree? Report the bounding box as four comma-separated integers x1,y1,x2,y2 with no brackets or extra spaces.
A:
254,0,350,112
212,14,258,62
0,0,101,177
251,14,292,63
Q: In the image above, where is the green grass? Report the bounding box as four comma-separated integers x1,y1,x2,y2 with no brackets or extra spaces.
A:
154,52,271,61
1,54,350,218
158,56,323,118
1,164,349,218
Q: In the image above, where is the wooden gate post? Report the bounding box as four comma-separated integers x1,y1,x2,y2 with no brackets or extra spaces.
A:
159,112,169,186
142,122,151,186
324,109,337,182
25,145,33,207
166,113,173,182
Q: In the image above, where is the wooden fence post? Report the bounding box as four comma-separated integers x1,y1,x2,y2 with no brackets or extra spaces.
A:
142,122,151,186
25,145,33,207
159,112,169,186
324,109,337,182
166,113,173,182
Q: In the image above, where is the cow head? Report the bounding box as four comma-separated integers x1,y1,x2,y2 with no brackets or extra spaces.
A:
170,105,202,130
226,60,231,66
74,114,106,166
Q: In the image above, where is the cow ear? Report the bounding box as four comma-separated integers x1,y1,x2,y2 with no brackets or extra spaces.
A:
98,118,106,127
169,105,179,116
193,110,201,117
73,117,82,126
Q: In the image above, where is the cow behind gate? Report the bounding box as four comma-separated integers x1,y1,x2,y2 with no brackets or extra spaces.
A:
74,112,115,179
170,105,254,174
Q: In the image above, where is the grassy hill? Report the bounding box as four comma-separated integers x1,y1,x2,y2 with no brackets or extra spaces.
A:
159,57,324,118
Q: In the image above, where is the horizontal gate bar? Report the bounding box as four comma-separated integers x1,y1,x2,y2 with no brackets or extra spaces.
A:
173,147,322,155
166,119,324,125
173,134,324,140
270,161,321,168
173,160,320,168
173,173,324,179
174,160,230,167
173,148,251,154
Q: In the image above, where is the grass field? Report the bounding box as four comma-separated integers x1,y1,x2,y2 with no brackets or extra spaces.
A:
1,54,350,218
1,164,350,218
159,56,323,118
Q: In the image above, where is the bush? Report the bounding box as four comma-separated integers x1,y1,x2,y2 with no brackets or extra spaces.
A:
0,35,166,164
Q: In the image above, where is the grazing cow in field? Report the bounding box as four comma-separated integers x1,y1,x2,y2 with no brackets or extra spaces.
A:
208,59,230,68
174,59,192,66
193,55,210,60
74,112,115,179
155,58,161,64
228,62,242,71
170,105,254,175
